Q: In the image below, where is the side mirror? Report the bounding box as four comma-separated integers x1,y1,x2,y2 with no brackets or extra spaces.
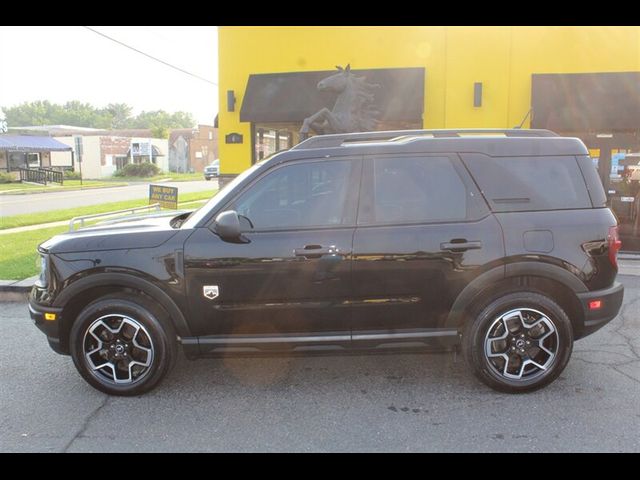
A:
214,210,242,241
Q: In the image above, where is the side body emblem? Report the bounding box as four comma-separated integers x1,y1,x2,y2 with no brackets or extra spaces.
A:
203,285,219,300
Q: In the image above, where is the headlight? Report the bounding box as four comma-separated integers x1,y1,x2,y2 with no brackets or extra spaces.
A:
36,253,49,288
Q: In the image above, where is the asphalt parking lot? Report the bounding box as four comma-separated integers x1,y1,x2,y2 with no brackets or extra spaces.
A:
1,276,638,452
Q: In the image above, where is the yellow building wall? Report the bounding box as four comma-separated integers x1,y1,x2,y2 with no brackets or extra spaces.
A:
218,26,640,174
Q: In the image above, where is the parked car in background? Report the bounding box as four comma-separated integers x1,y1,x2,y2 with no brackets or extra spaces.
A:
204,159,220,180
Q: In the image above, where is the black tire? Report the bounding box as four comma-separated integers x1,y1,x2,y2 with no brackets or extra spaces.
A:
462,291,573,393
69,293,177,396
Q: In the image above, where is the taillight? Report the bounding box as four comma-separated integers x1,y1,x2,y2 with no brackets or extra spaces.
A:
607,226,622,268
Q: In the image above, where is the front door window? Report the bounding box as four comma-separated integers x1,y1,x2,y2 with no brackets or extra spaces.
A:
233,160,354,230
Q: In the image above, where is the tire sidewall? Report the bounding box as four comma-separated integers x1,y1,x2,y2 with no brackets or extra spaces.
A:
464,292,573,393
70,296,173,396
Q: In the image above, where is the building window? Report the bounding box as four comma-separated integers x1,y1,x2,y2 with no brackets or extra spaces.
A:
27,153,40,168
115,156,129,170
7,152,41,171
254,124,295,162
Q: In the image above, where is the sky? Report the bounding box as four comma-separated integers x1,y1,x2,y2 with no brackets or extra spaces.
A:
0,26,219,125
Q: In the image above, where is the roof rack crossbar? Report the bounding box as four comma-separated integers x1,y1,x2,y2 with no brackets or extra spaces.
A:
292,129,559,150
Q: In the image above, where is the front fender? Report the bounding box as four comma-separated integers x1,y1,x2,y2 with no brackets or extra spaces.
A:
53,271,191,337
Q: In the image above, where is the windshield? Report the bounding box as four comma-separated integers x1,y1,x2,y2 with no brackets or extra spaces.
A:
181,161,265,229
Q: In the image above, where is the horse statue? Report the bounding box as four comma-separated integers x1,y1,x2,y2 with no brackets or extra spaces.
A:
300,64,380,139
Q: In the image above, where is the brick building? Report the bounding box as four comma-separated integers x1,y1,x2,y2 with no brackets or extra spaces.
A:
168,124,218,173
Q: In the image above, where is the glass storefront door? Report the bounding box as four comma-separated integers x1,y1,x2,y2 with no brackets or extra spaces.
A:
588,135,640,252
253,124,296,163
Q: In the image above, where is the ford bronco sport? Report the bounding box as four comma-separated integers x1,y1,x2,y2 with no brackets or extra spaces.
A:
29,129,624,396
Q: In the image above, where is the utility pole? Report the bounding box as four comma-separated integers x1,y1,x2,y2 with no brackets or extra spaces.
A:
74,136,84,186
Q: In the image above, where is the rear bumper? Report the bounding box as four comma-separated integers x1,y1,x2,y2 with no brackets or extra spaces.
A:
28,298,66,355
576,282,624,339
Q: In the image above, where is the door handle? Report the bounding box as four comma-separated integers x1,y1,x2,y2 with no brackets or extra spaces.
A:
440,239,482,252
294,245,348,258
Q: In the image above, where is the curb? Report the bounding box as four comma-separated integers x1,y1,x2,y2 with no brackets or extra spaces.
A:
0,276,37,302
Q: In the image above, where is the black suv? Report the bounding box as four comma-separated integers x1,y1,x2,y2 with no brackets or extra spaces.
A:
29,129,624,396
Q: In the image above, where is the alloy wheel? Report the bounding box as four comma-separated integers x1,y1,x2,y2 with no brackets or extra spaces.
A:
83,314,154,385
483,308,559,381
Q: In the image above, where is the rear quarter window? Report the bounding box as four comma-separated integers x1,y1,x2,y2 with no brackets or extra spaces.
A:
576,155,607,207
461,153,592,212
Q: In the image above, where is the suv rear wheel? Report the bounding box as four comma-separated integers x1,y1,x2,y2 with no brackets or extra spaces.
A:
463,292,573,393
70,293,177,396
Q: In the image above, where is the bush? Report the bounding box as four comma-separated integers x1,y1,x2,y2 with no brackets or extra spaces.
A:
114,162,160,177
64,170,82,180
0,172,14,184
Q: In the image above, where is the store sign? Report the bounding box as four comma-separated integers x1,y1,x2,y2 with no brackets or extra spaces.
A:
225,133,243,144
74,136,84,161
149,184,178,209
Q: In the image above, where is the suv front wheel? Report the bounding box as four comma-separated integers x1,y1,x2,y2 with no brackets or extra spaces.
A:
463,292,573,393
70,293,177,396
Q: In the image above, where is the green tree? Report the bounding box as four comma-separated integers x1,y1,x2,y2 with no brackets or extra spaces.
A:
58,101,109,128
170,111,197,128
3,100,62,126
104,103,133,129
1,101,196,130
150,124,169,139
132,110,195,129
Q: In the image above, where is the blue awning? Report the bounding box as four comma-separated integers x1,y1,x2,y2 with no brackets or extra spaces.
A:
0,135,73,152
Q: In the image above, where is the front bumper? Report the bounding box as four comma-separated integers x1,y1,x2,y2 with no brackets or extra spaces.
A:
28,298,65,355
576,282,624,339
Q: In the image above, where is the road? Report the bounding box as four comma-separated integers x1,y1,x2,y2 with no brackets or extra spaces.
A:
0,180,218,217
1,275,638,452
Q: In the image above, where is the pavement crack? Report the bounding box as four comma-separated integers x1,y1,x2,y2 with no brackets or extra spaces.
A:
573,349,638,362
60,395,110,453
611,367,640,386
613,297,640,361
572,356,637,368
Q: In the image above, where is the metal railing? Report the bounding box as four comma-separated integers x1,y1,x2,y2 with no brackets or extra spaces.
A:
69,203,161,231
18,167,64,185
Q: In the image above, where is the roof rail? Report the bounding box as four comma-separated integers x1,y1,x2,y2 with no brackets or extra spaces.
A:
292,129,559,150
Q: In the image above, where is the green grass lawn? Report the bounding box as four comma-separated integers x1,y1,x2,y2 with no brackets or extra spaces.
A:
1,190,217,230
0,226,68,280
0,180,126,194
0,183,44,191
0,194,215,280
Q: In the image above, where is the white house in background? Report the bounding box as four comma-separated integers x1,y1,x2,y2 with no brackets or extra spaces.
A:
51,135,168,179
8,126,169,179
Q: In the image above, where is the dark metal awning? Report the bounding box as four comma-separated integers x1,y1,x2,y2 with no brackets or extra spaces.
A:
240,67,425,123
531,71,640,132
0,135,72,152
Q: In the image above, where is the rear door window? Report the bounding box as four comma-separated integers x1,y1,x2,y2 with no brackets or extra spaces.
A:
358,155,482,225
461,153,592,212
